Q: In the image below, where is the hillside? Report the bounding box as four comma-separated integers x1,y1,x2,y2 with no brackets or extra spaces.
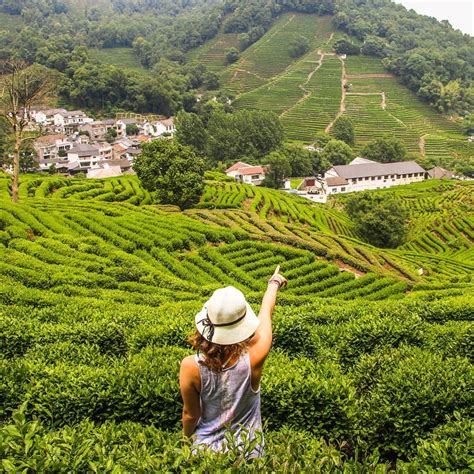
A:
188,13,471,170
1,172,473,470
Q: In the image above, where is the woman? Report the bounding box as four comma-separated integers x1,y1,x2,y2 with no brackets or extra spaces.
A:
179,265,288,457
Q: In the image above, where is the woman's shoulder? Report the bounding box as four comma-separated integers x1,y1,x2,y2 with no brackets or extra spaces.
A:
181,354,199,370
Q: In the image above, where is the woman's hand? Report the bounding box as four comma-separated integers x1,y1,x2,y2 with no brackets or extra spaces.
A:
267,264,288,289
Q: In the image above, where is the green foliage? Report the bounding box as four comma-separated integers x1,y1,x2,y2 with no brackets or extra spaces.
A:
175,111,207,154
361,137,407,163
206,109,284,163
354,347,473,458
288,36,310,58
331,116,355,146
333,39,360,56
225,47,240,64
125,124,139,136
263,151,291,189
133,140,205,209
281,143,313,177
345,192,409,248
321,139,353,166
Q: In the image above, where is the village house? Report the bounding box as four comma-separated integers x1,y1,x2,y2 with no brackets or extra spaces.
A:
143,118,176,138
54,110,92,132
226,162,267,185
324,158,426,194
34,134,72,161
33,108,67,126
79,120,118,141
427,167,454,180
67,143,112,170
86,159,133,179
115,118,143,137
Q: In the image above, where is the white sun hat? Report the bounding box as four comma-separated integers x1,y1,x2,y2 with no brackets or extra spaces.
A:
195,286,259,345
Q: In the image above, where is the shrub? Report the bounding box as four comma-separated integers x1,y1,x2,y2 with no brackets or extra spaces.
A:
354,347,474,458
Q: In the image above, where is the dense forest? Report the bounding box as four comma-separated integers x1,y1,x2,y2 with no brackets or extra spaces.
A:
0,0,472,118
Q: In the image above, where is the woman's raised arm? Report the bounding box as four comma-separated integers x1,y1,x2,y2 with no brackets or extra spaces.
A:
249,265,287,370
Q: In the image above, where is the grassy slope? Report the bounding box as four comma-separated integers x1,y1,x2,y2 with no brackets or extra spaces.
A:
187,14,469,166
88,47,149,75
2,172,473,290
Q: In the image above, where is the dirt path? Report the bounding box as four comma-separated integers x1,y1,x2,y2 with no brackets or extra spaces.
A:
334,259,365,278
346,73,394,79
325,56,346,133
280,51,326,118
419,134,428,156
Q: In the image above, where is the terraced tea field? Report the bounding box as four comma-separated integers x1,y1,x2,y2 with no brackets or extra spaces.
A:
89,47,149,75
190,14,470,166
1,171,473,470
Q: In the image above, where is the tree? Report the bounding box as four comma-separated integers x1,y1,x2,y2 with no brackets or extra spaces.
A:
133,140,205,210
105,128,117,143
361,36,387,57
126,124,139,136
263,151,291,189
334,39,360,55
361,137,407,163
0,60,53,202
206,109,284,164
225,48,240,64
281,143,313,177
461,115,474,136
344,192,408,248
288,37,309,58
313,131,332,148
175,111,207,154
331,116,355,145
321,139,353,166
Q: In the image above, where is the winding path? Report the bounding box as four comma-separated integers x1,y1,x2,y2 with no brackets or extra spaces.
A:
325,56,347,133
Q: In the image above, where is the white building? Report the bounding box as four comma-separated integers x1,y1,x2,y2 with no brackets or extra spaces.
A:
324,158,426,194
226,162,267,185
54,110,92,131
33,108,67,126
67,143,111,170
143,118,176,138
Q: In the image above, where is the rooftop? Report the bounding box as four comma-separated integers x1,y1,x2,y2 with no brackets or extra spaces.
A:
332,161,426,179
326,176,349,186
226,161,253,173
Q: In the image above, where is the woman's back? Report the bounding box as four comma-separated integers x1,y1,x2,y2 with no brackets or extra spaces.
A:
194,352,263,456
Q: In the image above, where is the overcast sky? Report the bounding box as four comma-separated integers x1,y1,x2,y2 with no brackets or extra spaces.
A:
393,0,473,35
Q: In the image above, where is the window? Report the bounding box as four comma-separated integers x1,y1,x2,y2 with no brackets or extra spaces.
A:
358,177,363,181
371,177,375,181
391,175,395,178
331,188,337,193
352,179,357,184
402,174,407,178
251,174,260,180
408,173,412,177
341,187,346,192
365,177,369,181
377,176,382,180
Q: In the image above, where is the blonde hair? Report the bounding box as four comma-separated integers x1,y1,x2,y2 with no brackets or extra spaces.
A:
189,330,253,372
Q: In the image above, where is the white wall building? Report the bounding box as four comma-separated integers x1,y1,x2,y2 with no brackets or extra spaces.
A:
54,110,92,130
324,159,426,194
143,118,176,138
226,162,267,185
33,108,67,126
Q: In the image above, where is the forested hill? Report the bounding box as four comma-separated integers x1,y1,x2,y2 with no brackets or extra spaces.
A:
0,0,472,118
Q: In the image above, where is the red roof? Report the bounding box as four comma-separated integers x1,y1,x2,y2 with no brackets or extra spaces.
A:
234,166,266,176
226,161,253,173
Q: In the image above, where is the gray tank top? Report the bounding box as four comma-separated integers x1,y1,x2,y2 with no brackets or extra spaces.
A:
193,351,264,457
